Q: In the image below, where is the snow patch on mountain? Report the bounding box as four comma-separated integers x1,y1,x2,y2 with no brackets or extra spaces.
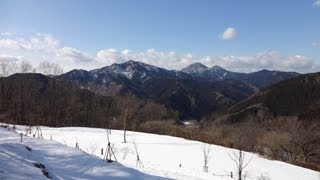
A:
121,71,134,79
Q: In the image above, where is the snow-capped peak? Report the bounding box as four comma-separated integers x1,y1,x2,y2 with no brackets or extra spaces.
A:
181,62,209,74
90,60,170,81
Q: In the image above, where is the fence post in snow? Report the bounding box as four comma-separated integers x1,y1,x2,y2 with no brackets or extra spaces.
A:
20,133,23,142
203,144,210,173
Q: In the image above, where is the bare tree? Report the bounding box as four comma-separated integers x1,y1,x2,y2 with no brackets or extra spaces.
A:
120,146,131,160
287,121,320,162
0,60,17,112
0,60,9,77
262,119,320,163
51,63,64,75
134,141,143,168
203,144,211,173
116,95,141,143
37,61,63,75
228,136,253,180
86,141,98,154
123,109,128,143
0,60,35,120
0,60,16,77
19,61,35,73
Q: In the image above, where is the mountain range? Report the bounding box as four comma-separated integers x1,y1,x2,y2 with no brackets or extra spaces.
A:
0,60,307,122
1,60,320,170
59,60,299,120
181,62,300,88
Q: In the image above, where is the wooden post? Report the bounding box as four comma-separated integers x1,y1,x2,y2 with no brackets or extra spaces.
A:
203,166,208,173
101,148,104,155
20,133,23,142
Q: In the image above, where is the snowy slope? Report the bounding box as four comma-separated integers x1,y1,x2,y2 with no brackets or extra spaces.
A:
0,127,164,180
11,125,320,180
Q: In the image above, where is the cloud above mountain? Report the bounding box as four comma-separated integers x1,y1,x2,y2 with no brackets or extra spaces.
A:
220,27,237,40
0,33,59,52
57,47,94,63
0,33,319,73
314,0,320,7
0,55,24,63
96,49,319,73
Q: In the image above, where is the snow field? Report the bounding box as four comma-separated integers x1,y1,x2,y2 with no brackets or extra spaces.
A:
13,125,320,180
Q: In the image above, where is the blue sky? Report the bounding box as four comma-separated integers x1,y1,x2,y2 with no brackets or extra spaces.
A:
0,0,319,73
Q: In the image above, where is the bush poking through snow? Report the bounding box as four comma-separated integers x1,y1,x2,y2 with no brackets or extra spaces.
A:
33,163,52,179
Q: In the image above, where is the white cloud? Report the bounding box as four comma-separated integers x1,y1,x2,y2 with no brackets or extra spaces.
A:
57,47,94,63
3,33,97,71
97,48,127,64
96,48,319,73
314,0,320,7
0,39,25,50
97,48,183,69
0,32,319,73
208,50,319,73
0,33,59,52
0,55,23,63
28,33,59,52
220,27,237,40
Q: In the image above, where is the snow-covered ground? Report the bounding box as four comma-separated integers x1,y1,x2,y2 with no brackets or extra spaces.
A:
0,127,163,180
3,125,320,180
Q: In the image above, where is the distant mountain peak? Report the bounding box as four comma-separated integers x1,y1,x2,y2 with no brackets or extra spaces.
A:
181,62,209,74
191,62,208,68
90,60,172,81
210,65,225,71
121,60,159,70
64,69,92,78
126,59,137,63
122,60,144,66
257,69,271,73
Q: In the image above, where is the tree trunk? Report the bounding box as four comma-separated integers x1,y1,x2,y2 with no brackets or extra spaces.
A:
123,116,127,143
